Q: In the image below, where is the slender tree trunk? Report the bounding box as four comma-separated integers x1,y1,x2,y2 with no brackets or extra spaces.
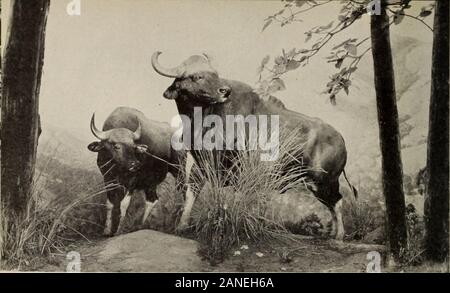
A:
424,0,449,263
370,1,407,262
1,0,50,220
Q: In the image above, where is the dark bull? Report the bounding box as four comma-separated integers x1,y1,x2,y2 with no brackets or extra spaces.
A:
151,52,357,240
87,107,185,236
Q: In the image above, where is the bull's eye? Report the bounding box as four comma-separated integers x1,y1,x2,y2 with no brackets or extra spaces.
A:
113,144,121,150
193,75,203,82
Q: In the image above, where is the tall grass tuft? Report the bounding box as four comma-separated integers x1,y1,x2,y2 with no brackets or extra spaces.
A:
0,147,112,270
189,127,313,265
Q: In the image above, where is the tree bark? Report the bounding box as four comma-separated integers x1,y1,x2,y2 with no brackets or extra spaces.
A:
370,1,407,262
424,0,449,263
1,0,50,218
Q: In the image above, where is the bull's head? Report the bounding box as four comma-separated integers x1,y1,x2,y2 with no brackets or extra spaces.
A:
87,113,148,172
151,52,231,105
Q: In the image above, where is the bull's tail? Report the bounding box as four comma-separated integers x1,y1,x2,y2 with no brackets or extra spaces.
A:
343,169,358,199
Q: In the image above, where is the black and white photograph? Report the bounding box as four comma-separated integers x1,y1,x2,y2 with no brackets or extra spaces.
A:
0,0,448,276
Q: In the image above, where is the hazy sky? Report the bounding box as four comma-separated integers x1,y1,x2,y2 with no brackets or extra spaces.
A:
2,0,432,142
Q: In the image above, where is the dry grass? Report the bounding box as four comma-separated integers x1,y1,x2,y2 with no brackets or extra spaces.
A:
343,198,379,241
189,128,313,265
0,149,110,270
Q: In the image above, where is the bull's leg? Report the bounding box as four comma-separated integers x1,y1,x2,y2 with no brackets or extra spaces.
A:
104,198,114,236
177,183,196,232
327,180,344,241
176,152,196,232
334,199,344,240
115,191,132,235
103,186,125,236
142,187,158,225
98,151,126,236
315,179,344,240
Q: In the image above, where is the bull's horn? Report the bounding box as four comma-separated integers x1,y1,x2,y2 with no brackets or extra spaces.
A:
151,51,184,78
90,113,108,140
133,121,142,140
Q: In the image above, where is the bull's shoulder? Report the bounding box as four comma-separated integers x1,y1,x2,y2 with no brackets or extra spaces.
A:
109,106,144,118
225,79,254,93
103,107,143,130
267,96,286,110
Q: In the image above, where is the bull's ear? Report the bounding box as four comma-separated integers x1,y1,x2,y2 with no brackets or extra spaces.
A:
87,141,104,152
135,144,148,154
163,87,178,100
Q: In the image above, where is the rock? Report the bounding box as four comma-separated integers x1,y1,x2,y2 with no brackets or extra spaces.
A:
265,189,332,236
82,230,204,272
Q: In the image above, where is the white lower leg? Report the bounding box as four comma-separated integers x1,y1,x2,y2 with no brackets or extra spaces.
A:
178,152,195,231
116,192,131,234
334,200,344,240
178,184,195,230
142,200,158,225
103,199,113,235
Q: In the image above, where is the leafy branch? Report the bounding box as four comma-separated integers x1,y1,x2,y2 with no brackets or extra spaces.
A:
257,0,368,98
257,0,434,104
386,3,434,32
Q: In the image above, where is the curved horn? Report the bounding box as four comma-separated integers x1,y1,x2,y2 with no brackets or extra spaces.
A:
151,51,184,78
133,121,142,141
90,113,108,140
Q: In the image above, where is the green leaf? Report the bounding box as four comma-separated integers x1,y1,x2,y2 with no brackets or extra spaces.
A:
262,18,273,32
332,38,351,50
286,60,301,71
286,48,297,59
319,21,334,30
338,14,347,22
394,12,404,25
274,55,285,65
335,58,344,69
305,32,312,42
419,9,432,18
274,8,285,17
344,43,357,56
295,0,307,8
273,63,287,74
268,78,286,93
347,66,358,74
330,94,336,106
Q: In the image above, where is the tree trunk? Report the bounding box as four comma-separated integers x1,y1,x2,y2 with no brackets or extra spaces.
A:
1,0,50,219
424,0,449,263
370,1,407,262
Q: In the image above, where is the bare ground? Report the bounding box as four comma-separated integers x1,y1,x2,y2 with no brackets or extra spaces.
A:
33,229,396,273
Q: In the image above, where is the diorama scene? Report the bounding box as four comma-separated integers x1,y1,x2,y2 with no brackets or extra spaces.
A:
0,0,448,272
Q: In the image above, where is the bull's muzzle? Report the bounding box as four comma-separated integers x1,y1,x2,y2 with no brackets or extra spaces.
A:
128,161,142,172
216,86,231,103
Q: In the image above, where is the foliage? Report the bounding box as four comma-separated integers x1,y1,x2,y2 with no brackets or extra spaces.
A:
343,197,380,241
0,151,109,269
398,203,426,266
258,0,434,104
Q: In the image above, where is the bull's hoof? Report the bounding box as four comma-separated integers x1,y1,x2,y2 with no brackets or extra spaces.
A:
103,230,114,237
175,223,190,236
114,227,124,236
335,232,344,241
